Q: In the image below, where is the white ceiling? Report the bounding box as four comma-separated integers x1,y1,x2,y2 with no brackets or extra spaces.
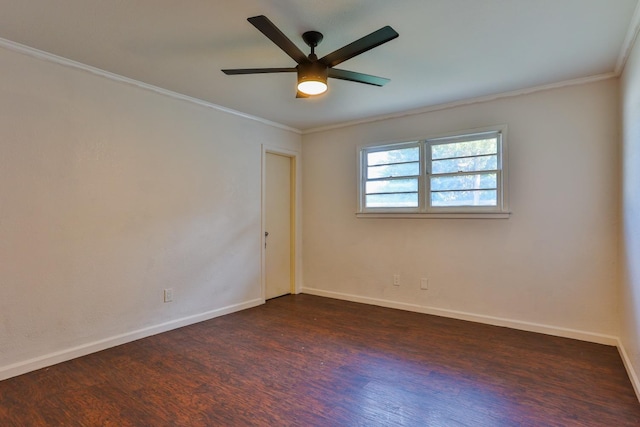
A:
0,0,638,131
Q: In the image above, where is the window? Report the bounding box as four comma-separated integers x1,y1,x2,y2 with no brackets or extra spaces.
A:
358,126,509,218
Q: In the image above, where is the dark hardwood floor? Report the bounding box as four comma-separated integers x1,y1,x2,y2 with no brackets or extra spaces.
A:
1,294,639,426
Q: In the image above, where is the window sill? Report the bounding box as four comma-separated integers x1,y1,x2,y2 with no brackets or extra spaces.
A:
355,211,511,219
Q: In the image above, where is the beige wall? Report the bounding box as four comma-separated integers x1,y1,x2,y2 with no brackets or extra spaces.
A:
0,33,628,385
0,44,301,378
621,31,640,393
302,79,620,342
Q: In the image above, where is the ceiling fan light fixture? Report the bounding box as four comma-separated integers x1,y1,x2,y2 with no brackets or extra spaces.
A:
297,79,327,95
297,62,328,96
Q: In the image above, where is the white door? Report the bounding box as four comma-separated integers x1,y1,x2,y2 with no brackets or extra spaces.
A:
265,152,292,299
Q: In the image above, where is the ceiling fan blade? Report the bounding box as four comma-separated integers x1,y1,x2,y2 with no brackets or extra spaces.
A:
247,15,308,64
222,68,296,75
328,68,390,86
320,26,399,68
296,91,310,99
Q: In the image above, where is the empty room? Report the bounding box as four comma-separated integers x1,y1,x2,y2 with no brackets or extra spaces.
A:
2,0,640,425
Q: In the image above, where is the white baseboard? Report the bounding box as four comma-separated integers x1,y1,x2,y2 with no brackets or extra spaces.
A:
617,339,640,402
0,298,264,381
301,287,619,346
4,291,639,402
305,287,640,402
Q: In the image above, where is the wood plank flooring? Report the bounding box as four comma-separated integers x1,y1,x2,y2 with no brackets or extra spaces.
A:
1,294,639,426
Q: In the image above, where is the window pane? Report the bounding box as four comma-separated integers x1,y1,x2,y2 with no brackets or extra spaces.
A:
432,154,497,174
366,179,418,194
431,190,497,207
431,138,497,160
431,173,496,191
368,146,419,166
367,193,418,208
360,131,504,213
368,162,419,178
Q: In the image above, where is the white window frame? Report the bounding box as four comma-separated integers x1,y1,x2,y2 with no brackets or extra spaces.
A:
357,125,510,219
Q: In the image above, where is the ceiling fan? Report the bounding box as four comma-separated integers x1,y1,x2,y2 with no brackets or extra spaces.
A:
222,15,399,98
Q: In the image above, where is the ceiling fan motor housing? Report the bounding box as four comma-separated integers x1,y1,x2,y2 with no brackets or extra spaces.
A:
297,61,328,83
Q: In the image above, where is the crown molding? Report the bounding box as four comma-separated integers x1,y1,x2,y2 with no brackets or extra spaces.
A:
302,72,617,135
615,0,640,75
0,33,625,137
0,37,301,135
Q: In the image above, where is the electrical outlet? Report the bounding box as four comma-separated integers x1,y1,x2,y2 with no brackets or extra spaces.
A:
393,274,400,286
164,288,173,303
420,278,429,290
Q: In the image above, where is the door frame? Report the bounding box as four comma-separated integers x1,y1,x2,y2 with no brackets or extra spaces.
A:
261,145,302,301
